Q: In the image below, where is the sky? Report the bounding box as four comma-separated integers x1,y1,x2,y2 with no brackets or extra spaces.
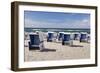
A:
24,11,90,29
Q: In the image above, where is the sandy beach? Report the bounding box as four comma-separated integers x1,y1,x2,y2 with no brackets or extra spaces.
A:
24,11,91,62
24,40,90,62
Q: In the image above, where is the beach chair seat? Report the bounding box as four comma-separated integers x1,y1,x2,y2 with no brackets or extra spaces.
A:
29,34,40,49
28,42,39,49
62,33,72,45
47,32,53,42
29,34,40,50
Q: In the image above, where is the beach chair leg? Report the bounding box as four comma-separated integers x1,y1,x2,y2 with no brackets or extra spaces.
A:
80,39,82,42
28,42,32,50
47,38,49,42
62,41,65,45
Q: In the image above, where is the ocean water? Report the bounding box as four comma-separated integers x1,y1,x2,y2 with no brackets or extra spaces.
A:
24,28,90,34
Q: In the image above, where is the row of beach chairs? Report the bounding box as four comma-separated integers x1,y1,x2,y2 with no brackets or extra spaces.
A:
27,31,90,50
47,32,90,43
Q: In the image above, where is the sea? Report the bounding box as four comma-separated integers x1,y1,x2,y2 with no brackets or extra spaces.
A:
24,28,90,34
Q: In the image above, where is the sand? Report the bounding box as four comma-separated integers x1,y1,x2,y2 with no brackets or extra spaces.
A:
24,40,90,62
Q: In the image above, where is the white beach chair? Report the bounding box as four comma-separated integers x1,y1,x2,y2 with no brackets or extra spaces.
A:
38,32,45,51
28,32,44,50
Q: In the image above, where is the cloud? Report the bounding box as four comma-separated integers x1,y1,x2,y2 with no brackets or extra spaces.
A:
25,18,58,28
74,19,90,28
25,18,90,29
82,19,89,23
61,18,90,29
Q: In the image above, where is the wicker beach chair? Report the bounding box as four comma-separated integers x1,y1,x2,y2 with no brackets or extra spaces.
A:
73,33,80,40
80,33,88,42
47,32,54,42
28,33,44,50
62,33,73,46
58,32,64,41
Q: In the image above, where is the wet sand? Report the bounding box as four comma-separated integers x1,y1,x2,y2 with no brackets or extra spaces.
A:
24,40,90,62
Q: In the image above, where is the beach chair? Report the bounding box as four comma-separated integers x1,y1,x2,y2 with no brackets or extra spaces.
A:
87,34,90,43
73,33,80,40
58,32,64,41
28,33,44,50
62,33,73,46
38,32,45,51
25,32,31,40
80,33,88,42
47,32,54,42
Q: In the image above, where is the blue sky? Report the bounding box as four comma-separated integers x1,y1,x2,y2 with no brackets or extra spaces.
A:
24,11,90,29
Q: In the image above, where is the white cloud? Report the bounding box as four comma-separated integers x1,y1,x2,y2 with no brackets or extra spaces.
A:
82,19,89,23
25,18,58,28
74,19,90,28
25,18,90,29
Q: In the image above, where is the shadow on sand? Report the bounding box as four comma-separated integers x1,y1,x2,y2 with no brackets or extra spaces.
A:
40,48,56,52
71,45,83,47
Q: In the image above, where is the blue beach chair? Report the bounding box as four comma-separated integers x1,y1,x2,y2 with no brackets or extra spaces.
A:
47,32,54,42
62,33,71,45
74,33,80,40
28,34,40,50
80,33,88,42
58,32,64,41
